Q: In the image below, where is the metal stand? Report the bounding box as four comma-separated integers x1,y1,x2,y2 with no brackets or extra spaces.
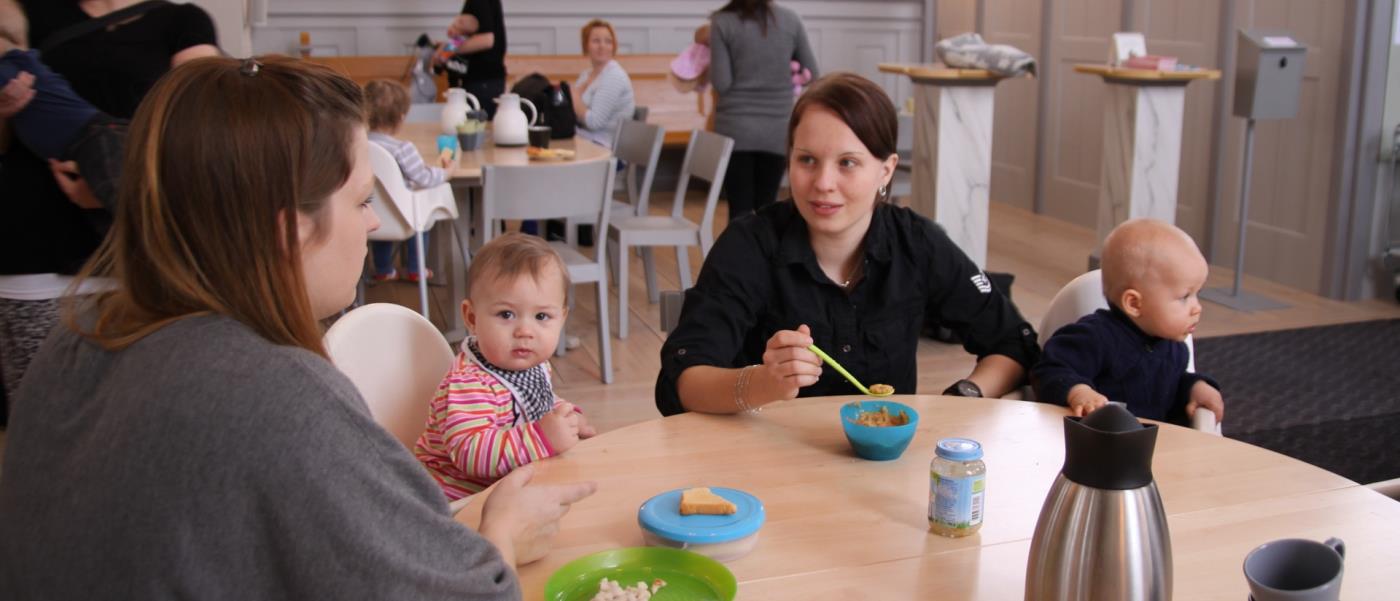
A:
1201,117,1289,311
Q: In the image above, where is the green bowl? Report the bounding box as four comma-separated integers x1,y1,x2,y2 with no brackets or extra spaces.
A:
543,547,737,601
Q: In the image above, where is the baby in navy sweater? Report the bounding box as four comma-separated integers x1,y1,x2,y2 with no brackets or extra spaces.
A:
1033,219,1224,424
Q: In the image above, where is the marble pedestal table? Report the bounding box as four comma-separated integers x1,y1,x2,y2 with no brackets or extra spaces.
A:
879,63,1016,268
1074,64,1220,268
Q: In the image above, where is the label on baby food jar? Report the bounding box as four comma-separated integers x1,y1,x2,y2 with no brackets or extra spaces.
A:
930,472,985,530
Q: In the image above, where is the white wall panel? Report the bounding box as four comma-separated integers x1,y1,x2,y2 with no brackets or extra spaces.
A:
252,0,923,100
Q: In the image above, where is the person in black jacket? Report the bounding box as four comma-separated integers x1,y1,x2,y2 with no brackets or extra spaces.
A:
443,0,507,119
655,73,1039,416
1032,218,1225,424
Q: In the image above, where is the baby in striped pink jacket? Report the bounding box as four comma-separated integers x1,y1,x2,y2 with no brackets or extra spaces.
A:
415,233,596,500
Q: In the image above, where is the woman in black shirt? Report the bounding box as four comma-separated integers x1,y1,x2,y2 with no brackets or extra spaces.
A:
656,73,1039,416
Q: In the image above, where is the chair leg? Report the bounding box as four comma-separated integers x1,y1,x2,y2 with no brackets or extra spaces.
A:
452,215,472,273
414,232,430,319
605,236,619,291
642,247,659,304
556,285,574,357
617,238,630,339
595,280,614,384
677,246,693,291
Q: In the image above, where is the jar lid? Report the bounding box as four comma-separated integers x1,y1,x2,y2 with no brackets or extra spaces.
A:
935,438,983,461
637,487,765,544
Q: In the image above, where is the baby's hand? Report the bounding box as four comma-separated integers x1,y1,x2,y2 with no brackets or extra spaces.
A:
576,411,597,439
539,409,580,454
1066,384,1109,417
1186,380,1224,422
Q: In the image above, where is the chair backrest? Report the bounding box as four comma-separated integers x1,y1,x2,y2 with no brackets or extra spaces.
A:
670,130,735,253
366,142,415,241
632,105,649,122
324,303,455,448
613,119,665,216
1039,270,1109,347
406,102,445,123
1040,269,1197,372
481,158,617,261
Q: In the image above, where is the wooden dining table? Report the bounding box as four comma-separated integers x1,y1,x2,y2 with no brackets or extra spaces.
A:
400,122,613,186
459,395,1400,600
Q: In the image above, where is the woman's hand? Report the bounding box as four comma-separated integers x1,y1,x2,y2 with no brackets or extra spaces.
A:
49,160,103,209
755,324,822,402
0,71,35,119
477,464,597,566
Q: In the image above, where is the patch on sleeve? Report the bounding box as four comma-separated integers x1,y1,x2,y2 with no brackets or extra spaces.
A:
970,272,993,294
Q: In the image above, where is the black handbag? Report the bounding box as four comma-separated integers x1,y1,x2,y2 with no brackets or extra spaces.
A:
509,73,577,139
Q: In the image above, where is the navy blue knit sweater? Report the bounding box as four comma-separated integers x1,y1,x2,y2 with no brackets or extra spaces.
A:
1031,306,1219,423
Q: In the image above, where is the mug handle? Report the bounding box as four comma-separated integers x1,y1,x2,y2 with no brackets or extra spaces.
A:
520,98,538,126
1324,537,1345,560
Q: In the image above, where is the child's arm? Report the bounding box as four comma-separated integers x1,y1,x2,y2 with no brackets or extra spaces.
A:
1031,321,1106,412
386,138,447,189
434,372,562,481
1176,371,1223,422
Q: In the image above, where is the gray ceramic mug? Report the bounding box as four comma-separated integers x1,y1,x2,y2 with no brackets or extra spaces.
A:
1243,537,1345,601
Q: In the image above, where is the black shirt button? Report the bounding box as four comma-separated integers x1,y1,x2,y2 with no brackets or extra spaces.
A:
841,344,852,353
677,348,687,356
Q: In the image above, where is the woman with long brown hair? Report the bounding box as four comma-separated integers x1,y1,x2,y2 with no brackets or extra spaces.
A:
709,0,817,217
657,73,1040,415
0,56,593,598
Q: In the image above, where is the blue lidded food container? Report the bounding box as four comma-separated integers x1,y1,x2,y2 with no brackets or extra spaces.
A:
637,487,765,562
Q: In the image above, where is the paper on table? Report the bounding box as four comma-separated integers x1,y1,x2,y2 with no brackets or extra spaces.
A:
1262,36,1298,48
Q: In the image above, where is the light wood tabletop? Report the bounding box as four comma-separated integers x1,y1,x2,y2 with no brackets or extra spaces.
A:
877,62,1010,82
400,122,612,185
460,395,1400,600
1074,64,1223,82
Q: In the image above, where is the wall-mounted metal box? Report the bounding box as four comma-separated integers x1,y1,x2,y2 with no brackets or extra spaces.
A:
1233,30,1307,120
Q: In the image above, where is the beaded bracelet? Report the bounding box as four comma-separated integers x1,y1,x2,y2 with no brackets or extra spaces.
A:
733,364,762,414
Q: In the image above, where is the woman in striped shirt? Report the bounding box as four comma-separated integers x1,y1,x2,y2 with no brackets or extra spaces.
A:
415,233,598,500
571,19,635,149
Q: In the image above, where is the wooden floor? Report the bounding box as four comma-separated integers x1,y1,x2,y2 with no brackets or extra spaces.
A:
363,194,1400,436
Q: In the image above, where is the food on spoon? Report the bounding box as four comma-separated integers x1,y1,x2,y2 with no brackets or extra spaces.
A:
868,383,894,395
852,405,910,427
679,487,737,515
590,577,667,601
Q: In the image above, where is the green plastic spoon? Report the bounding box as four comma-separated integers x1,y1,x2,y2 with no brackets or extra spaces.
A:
807,344,894,397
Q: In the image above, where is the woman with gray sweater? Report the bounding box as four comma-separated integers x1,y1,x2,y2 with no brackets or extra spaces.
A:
0,56,594,599
709,0,817,217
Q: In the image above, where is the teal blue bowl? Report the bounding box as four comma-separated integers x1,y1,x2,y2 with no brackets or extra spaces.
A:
840,400,919,461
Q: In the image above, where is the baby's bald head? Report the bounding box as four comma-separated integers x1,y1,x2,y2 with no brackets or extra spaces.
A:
1101,219,1205,304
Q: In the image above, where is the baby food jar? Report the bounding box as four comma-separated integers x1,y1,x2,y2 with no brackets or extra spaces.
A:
929,438,985,537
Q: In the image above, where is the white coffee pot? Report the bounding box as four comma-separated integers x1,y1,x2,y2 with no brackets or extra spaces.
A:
440,88,482,135
492,93,538,147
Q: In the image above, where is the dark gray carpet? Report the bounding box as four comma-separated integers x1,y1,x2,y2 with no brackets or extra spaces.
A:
1193,319,1400,484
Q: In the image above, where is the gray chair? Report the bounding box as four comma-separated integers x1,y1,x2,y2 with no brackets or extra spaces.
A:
607,130,734,339
480,158,618,383
612,119,666,218
890,111,914,201
567,120,664,245
406,103,446,124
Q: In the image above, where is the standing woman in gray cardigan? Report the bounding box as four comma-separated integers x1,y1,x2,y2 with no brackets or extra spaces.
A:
709,0,818,217
0,56,595,599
